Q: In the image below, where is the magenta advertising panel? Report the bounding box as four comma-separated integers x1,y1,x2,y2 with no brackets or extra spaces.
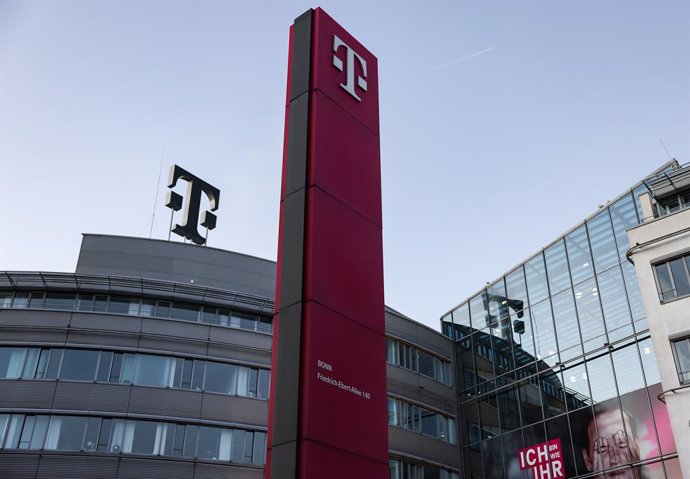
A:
484,383,677,479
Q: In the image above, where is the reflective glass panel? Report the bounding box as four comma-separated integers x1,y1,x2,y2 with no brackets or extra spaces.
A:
562,362,590,412
565,225,594,285
638,339,660,385
43,293,77,311
518,378,543,426
612,343,645,395
470,293,488,330
134,355,171,387
587,355,617,403
130,421,159,454
587,210,618,273
609,193,638,263
0,348,25,379
530,300,557,366
545,240,571,295
552,290,582,362
574,278,607,352
598,266,633,341
205,362,237,395
46,416,87,451
452,303,470,328
525,254,549,305
621,261,646,329
60,349,99,381
541,369,567,418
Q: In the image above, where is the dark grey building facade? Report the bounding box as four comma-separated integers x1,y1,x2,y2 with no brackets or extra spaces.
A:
0,234,460,479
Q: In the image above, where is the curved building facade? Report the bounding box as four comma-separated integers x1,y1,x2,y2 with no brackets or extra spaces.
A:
0,234,461,479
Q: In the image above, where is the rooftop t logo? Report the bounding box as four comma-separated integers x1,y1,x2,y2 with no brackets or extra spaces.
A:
165,164,220,245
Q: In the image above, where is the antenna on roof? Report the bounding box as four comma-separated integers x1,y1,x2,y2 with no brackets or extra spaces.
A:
149,148,166,238
659,139,673,161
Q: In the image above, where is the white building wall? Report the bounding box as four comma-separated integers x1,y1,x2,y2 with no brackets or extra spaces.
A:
628,206,690,479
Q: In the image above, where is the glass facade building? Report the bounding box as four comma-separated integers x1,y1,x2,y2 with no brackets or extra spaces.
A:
442,161,682,479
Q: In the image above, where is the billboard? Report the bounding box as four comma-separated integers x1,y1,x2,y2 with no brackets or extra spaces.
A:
484,383,677,479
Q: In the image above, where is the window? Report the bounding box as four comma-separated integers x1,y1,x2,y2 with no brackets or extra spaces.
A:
654,253,690,301
387,398,456,444
672,337,690,384
0,414,265,464
385,338,452,386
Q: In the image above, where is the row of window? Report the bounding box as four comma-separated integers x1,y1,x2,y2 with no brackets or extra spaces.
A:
386,338,452,385
387,397,456,444
0,291,273,333
0,414,266,464
0,347,270,399
654,253,690,301
656,190,690,217
389,458,459,479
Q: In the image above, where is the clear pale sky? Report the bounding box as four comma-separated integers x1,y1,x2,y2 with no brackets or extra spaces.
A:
1,0,688,330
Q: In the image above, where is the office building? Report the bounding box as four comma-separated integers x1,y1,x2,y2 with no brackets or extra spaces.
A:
0,234,460,479
441,159,683,479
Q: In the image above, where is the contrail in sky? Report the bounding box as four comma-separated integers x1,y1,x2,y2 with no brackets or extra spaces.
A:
433,46,496,70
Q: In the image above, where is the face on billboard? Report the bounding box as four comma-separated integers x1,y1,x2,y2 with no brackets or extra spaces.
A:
582,409,640,479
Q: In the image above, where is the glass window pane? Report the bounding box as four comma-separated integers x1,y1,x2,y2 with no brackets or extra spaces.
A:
231,429,246,463
530,300,558,366
565,224,594,284
21,348,40,379
84,417,101,452
452,303,470,328
46,416,87,451
205,362,237,395
469,293,488,330
93,295,107,312
30,416,49,450
655,263,675,300
669,258,690,297
29,292,44,308
672,338,690,384
183,425,198,458
587,210,618,273
257,370,270,400
612,343,645,395
134,355,172,387
201,307,218,325
60,350,99,381
130,421,158,455
638,339,660,385
252,431,266,465
497,386,520,432
518,376,543,426
197,426,221,460
0,348,26,378
4,415,25,449
257,317,272,334
12,293,29,308
45,349,63,379
232,312,256,330
545,240,571,295
418,351,435,378
563,362,590,411
43,293,77,311
598,266,633,341
574,278,607,352
621,261,646,327
587,355,617,403
541,369,567,418
552,290,582,362
525,254,549,305
191,360,205,391
97,351,113,382
0,292,12,308
171,302,199,322
609,193,638,263
108,296,140,315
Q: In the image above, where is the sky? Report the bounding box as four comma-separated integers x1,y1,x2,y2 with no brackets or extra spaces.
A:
1,0,688,331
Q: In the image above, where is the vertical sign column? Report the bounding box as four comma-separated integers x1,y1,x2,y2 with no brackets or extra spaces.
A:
267,8,388,479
